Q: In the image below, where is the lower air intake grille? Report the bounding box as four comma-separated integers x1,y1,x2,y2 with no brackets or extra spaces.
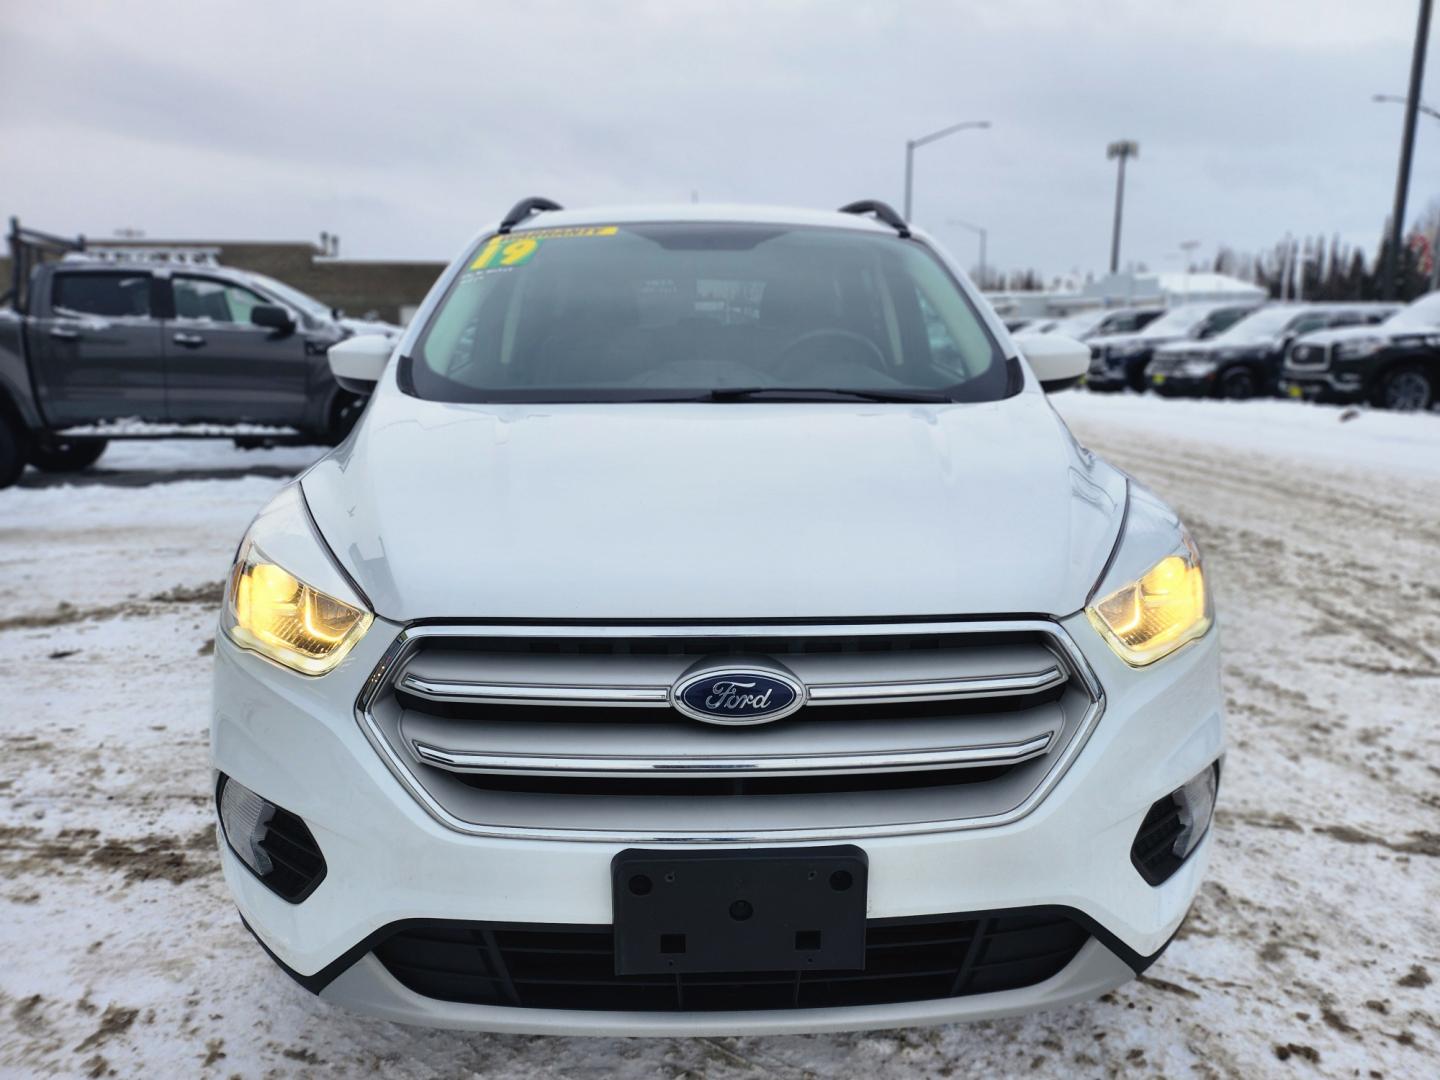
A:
372,909,1089,1012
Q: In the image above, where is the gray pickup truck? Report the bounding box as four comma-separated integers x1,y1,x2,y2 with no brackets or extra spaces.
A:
0,225,389,488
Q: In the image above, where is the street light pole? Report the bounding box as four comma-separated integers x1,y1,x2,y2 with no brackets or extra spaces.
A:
1373,93,1440,123
1380,0,1433,300
902,119,991,221
948,218,988,287
1106,140,1139,275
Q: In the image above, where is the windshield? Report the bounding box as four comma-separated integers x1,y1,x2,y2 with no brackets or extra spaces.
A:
1386,291,1440,330
1139,304,1218,339
1213,306,1301,343
409,223,1012,403
246,272,332,321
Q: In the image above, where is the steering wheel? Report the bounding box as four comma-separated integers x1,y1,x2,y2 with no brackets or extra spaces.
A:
776,329,888,380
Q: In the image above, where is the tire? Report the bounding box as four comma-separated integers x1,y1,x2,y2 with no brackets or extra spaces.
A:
0,414,24,490
26,437,108,473
1217,367,1257,400
1377,364,1434,412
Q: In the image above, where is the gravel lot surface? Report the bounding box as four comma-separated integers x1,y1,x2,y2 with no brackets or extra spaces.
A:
1,396,1437,1078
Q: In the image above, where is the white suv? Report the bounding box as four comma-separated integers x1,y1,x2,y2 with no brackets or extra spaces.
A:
212,199,1222,1035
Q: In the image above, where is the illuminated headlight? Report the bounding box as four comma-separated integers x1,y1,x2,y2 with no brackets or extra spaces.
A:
221,485,372,675
1334,337,1384,360
1087,485,1213,666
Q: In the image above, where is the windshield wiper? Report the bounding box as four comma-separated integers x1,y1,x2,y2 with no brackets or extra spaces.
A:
704,386,956,403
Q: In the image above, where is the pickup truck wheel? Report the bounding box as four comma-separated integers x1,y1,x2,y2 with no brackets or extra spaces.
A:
1218,367,1257,400
27,438,109,473
1378,365,1434,412
0,416,24,490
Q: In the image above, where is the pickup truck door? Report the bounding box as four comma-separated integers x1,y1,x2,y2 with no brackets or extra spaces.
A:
29,270,167,427
163,275,311,425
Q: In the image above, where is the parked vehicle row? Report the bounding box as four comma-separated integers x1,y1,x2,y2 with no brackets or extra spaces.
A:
1069,292,1440,410
1148,302,1397,400
0,222,402,488
1084,302,1257,392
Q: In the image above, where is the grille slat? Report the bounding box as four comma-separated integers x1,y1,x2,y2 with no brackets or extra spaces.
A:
373,909,1089,1012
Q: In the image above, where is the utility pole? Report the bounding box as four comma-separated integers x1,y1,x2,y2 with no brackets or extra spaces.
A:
902,119,991,221
1107,140,1139,274
1381,0,1433,299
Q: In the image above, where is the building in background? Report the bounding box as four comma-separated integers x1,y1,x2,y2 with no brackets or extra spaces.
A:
2,235,444,325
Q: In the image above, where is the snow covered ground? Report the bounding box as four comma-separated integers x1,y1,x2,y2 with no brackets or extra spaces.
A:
1,398,1437,1078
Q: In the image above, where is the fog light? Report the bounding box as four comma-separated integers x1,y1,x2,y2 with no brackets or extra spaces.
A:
217,775,327,903
1131,763,1219,886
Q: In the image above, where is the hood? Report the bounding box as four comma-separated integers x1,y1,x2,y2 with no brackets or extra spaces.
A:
1086,329,1179,350
1292,323,1415,349
301,388,1127,622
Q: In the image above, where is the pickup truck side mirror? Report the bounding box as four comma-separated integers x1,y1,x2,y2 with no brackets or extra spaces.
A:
1016,333,1089,392
329,334,393,394
250,303,295,333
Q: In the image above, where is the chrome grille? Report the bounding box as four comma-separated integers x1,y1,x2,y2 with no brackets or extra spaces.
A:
355,621,1103,841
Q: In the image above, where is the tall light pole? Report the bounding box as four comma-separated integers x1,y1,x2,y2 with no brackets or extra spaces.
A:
1379,0,1433,300
1106,140,1139,275
948,218,988,287
903,119,991,221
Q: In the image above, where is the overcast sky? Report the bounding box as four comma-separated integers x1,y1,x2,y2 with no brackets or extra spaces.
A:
1,1,1435,280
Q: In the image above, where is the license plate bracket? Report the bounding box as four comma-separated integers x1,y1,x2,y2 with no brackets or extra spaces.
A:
612,846,868,975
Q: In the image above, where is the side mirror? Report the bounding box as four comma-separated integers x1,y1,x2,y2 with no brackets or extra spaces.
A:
250,303,295,333
1017,333,1089,392
328,334,393,394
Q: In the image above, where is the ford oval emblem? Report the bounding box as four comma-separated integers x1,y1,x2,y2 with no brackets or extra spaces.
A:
671,666,807,726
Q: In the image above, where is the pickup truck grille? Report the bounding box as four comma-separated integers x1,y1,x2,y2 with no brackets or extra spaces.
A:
1287,343,1330,370
356,621,1102,840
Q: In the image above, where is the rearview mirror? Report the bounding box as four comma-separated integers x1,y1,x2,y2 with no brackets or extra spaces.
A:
1017,333,1088,392
328,334,393,393
250,303,295,333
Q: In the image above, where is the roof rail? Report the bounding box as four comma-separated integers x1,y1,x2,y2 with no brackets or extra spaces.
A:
498,197,564,235
838,200,910,238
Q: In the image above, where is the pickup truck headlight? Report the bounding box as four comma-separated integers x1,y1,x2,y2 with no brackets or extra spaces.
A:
1086,485,1213,666
221,485,372,675
1109,341,1148,358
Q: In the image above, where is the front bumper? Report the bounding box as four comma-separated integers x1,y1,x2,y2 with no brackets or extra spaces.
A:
211,612,1223,1034
1281,371,1365,403
1148,371,1215,396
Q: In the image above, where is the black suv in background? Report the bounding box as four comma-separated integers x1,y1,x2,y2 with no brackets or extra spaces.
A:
1085,302,1258,392
1282,291,1440,410
1146,303,1396,400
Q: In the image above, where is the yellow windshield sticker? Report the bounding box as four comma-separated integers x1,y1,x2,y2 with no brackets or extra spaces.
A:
511,225,618,240
470,236,541,270
468,226,617,272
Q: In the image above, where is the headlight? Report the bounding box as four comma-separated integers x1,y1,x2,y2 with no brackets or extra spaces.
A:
1086,485,1213,666
1110,341,1148,358
221,485,372,675
1334,337,1384,360
1180,359,1218,376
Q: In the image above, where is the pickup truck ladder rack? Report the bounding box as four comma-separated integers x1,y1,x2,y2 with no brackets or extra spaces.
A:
5,218,87,312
